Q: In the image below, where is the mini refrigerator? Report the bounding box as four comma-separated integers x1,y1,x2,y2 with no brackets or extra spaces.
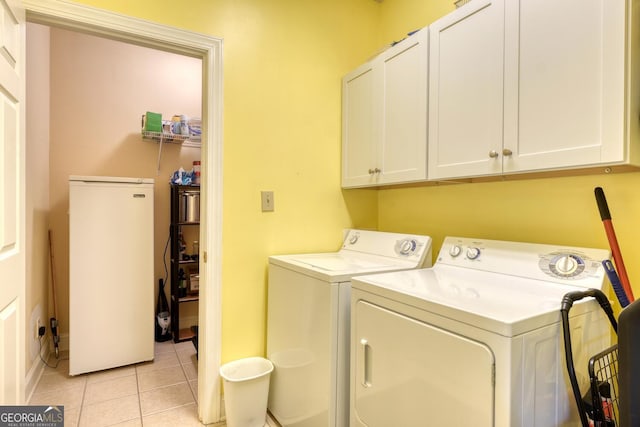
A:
69,176,154,375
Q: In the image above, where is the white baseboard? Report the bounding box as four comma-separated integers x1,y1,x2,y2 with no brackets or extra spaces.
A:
25,337,49,402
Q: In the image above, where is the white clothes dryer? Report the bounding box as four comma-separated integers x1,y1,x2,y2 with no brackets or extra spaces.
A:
267,229,433,427
350,236,612,427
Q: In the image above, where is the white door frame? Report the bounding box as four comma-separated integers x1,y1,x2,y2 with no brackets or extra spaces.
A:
0,0,26,406
22,0,224,423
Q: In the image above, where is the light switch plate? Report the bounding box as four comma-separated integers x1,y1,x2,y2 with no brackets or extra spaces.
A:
261,191,274,212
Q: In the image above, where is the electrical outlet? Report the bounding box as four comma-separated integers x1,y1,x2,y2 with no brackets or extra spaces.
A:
35,318,42,340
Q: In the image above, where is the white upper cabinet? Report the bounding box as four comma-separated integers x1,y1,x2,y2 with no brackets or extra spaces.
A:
342,29,428,188
504,0,626,172
343,61,377,187
428,0,505,179
429,0,630,180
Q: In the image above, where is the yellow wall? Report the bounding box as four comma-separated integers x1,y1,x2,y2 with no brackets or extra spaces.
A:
378,173,640,292
378,0,453,44
57,0,640,366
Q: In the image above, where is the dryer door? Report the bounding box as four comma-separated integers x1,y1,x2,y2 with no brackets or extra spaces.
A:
352,301,494,426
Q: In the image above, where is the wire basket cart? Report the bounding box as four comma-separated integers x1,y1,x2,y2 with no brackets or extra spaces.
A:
561,288,619,427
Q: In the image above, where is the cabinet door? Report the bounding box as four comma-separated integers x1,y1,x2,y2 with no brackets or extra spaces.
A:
503,0,626,173
428,0,505,180
378,30,428,185
342,62,379,188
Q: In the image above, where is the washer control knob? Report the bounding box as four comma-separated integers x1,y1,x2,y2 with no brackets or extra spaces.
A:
348,234,359,245
399,239,416,255
449,245,462,257
466,247,481,260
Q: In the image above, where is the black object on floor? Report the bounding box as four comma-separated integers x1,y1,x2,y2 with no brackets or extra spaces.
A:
155,279,173,342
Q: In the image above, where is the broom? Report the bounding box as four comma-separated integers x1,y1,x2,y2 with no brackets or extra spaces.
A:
48,230,60,358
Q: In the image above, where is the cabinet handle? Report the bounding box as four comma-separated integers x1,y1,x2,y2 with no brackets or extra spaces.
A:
360,338,372,388
488,150,499,158
502,148,513,156
368,168,382,175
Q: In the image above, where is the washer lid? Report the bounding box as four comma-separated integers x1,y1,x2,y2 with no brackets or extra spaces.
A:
270,252,418,282
351,265,600,337
269,229,433,282
289,252,411,271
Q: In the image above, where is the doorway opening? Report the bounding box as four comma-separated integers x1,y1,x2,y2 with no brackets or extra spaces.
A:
24,1,223,423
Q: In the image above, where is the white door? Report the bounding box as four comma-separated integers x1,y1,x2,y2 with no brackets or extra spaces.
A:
428,0,505,180
0,0,25,405
351,301,494,427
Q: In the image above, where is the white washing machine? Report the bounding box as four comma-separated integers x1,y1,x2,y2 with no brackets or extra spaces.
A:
350,236,612,427
267,229,433,427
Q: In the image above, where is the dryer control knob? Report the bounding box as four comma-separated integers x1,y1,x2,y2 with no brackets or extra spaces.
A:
449,245,462,257
348,233,359,245
466,247,481,260
554,254,578,275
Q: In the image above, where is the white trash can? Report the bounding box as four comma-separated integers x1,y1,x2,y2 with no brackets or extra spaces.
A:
220,357,274,427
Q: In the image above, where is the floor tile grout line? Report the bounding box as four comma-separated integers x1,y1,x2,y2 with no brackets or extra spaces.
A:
79,389,142,427
173,340,197,403
141,401,198,420
137,367,191,393
136,363,144,427
80,389,140,408
139,340,193,425
76,373,88,427
176,344,198,403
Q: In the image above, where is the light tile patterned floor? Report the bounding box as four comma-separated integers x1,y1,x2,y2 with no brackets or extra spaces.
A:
29,340,207,427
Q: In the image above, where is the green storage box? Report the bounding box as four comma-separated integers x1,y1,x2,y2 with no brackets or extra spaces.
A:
144,111,162,132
